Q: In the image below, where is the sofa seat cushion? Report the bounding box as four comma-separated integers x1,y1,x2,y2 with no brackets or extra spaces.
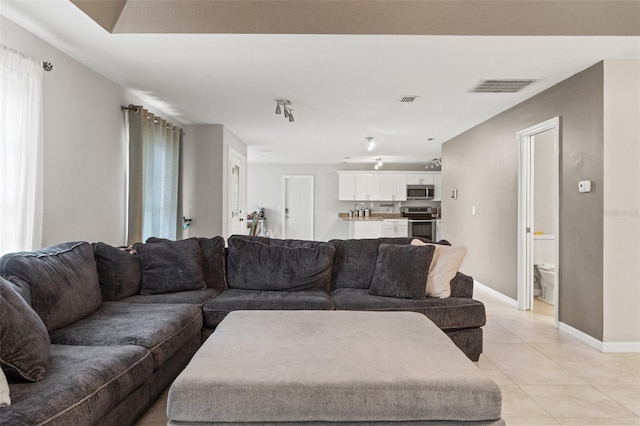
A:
118,289,219,307
49,302,202,370
331,288,486,330
202,289,334,329
3,344,153,426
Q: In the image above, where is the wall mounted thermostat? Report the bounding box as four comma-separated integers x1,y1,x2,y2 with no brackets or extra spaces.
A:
578,180,591,193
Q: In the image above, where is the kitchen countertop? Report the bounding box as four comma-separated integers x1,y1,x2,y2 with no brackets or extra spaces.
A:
338,213,404,221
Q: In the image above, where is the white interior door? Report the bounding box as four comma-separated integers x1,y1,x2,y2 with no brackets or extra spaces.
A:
282,176,314,240
517,117,560,327
228,149,246,238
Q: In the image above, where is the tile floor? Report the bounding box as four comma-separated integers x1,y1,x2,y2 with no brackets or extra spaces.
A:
136,288,640,425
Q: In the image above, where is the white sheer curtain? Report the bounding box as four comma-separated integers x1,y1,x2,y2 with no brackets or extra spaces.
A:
0,45,43,255
126,106,181,244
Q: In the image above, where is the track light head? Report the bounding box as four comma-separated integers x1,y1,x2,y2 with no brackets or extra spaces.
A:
284,108,289,119
275,103,281,114
289,111,294,122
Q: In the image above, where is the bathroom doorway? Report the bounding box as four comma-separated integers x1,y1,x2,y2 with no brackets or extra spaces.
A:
516,117,560,326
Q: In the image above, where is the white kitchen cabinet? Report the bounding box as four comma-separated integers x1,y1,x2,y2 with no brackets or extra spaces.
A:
349,220,383,239
379,174,407,201
435,219,442,241
354,173,380,201
433,173,442,201
381,219,408,238
338,172,356,201
406,173,434,185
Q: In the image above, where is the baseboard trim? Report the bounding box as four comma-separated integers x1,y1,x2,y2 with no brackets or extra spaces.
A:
558,322,603,351
474,280,518,308
557,322,640,353
602,341,640,353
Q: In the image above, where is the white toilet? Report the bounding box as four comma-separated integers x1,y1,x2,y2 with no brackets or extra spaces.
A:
534,235,556,305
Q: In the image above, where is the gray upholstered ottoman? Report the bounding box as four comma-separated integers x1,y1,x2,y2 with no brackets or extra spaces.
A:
168,311,503,425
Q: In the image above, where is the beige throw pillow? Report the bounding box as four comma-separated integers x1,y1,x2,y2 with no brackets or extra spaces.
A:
411,239,467,298
0,368,10,407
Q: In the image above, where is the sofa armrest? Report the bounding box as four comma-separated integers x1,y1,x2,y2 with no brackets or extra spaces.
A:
449,272,474,298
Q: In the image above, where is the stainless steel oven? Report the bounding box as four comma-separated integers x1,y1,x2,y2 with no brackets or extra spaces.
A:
401,207,435,241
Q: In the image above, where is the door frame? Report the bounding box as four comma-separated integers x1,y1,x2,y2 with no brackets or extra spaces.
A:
281,175,314,240
516,117,560,326
227,147,246,240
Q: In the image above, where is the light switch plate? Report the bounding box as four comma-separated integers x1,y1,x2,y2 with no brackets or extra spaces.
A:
579,180,591,193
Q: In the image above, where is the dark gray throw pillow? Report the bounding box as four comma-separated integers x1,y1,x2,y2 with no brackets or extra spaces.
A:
368,243,435,300
226,236,336,291
93,242,141,300
135,238,206,295
0,241,102,332
0,277,50,382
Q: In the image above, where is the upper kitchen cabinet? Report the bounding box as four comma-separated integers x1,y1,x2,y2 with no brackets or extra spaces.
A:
354,173,380,201
379,174,407,201
433,173,442,201
338,172,356,201
406,173,434,185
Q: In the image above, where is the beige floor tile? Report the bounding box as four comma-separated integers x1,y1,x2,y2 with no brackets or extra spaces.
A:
520,385,637,418
475,357,516,385
482,343,556,366
559,361,640,385
483,325,525,344
498,384,552,418
511,328,575,344
499,364,587,385
532,342,613,362
503,417,560,425
595,385,640,417
556,418,640,425
135,389,167,426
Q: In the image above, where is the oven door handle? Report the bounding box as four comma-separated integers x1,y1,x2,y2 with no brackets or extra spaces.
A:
407,219,434,223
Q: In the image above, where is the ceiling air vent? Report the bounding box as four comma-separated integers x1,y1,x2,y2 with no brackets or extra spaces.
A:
399,96,420,103
470,79,538,93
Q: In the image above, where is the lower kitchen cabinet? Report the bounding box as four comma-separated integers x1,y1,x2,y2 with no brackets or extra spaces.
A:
348,220,383,239
381,219,408,238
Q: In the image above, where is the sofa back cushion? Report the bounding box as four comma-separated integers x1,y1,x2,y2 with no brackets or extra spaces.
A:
0,277,51,382
226,236,335,291
135,238,206,295
0,242,102,332
198,236,227,291
329,237,418,290
146,236,227,291
93,242,142,300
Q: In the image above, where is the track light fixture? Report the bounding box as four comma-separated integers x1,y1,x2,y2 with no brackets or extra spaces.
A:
425,158,442,169
366,137,375,151
374,157,383,170
274,99,294,123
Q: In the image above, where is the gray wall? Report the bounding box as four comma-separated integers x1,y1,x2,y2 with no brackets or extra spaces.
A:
1,16,181,248
181,125,225,238
443,63,604,340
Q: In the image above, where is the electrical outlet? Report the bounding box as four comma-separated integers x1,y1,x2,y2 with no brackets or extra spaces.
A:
578,180,591,193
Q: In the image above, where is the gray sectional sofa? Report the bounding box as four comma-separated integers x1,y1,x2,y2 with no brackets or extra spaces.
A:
0,235,485,426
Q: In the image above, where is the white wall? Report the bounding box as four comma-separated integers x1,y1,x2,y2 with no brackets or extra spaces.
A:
247,164,350,241
1,17,181,247
603,60,640,345
533,130,556,234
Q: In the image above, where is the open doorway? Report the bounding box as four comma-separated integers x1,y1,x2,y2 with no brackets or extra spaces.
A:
281,175,314,240
517,117,560,326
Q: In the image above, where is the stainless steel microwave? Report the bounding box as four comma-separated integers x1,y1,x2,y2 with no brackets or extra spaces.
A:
406,185,434,200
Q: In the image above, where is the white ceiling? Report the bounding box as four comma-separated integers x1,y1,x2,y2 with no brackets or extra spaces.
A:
2,0,639,165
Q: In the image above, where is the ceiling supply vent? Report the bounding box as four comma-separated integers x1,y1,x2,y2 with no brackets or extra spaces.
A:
399,96,420,103
470,79,538,93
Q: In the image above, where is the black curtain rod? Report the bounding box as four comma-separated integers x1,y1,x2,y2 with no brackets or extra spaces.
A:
121,104,184,135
